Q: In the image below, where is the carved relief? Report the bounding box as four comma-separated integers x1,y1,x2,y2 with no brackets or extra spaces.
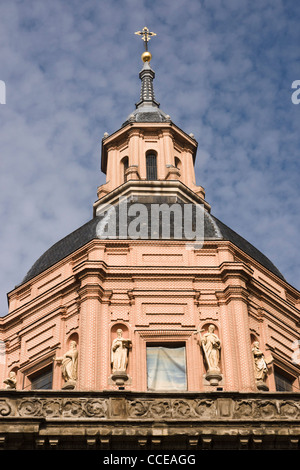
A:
0,399,12,416
234,400,253,418
128,399,149,418
61,399,82,417
42,399,61,417
255,400,278,419
173,400,193,418
148,400,172,418
193,399,216,418
280,401,300,419
0,394,299,422
127,398,216,419
83,399,107,418
18,399,43,417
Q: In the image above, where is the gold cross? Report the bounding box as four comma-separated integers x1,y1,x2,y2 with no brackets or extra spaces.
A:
135,27,156,51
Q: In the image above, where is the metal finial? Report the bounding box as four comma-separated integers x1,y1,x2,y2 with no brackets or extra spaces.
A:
134,27,156,52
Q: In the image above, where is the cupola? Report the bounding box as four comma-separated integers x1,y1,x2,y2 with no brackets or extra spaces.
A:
94,27,208,215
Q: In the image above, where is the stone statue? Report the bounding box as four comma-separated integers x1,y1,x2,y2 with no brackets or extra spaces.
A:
252,341,268,389
55,340,78,389
200,324,221,372
196,324,222,386
3,371,17,389
111,329,132,374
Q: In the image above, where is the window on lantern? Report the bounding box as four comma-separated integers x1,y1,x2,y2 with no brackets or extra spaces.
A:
146,343,187,391
122,157,129,182
146,152,157,180
29,364,53,390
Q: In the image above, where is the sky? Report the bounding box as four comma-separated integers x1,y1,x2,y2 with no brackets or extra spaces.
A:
0,0,299,315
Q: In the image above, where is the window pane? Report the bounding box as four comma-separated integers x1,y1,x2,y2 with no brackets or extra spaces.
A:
146,345,187,391
31,368,53,390
275,371,293,391
146,154,157,180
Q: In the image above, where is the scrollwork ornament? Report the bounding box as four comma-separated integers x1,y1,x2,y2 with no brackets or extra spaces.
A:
280,401,300,419
234,400,253,418
18,399,43,417
62,399,83,417
42,399,61,417
172,399,193,418
83,399,107,418
194,399,215,418
0,399,12,416
128,399,149,417
256,400,278,419
148,400,171,418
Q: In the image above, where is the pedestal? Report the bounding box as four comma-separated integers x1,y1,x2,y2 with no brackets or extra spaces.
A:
111,372,129,387
62,380,76,390
205,370,222,386
256,380,269,391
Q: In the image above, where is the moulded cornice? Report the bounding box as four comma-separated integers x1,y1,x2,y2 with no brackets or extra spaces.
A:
215,285,250,305
94,178,210,215
77,283,108,303
219,261,254,283
72,260,108,279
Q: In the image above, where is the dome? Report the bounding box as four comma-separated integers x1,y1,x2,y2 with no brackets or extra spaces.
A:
21,203,285,285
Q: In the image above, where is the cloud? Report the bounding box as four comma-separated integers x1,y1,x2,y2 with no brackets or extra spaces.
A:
0,0,299,314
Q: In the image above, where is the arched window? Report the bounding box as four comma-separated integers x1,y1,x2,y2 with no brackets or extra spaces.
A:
146,152,157,180
122,157,129,182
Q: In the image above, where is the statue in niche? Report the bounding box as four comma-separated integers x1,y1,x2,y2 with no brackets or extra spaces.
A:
252,341,269,390
196,324,222,386
55,340,78,389
111,329,132,374
3,371,17,389
200,324,221,372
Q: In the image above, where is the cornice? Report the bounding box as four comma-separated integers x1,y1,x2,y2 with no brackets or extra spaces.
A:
93,178,210,215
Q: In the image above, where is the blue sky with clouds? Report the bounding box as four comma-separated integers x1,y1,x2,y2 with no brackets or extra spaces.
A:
0,0,299,315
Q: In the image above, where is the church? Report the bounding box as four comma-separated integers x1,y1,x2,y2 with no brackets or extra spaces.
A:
0,28,299,451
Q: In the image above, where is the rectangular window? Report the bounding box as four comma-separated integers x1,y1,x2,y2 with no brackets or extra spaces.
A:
30,365,53,390
274,369,293,392
146,344,187,391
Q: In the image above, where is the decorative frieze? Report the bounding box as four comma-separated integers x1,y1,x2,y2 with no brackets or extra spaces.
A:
0,391,299,422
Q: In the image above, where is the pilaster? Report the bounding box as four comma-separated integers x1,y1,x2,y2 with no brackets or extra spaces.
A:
216,262,255,391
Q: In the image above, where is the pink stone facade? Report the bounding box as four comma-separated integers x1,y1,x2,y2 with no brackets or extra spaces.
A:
2,237,299,393
1,118,299,395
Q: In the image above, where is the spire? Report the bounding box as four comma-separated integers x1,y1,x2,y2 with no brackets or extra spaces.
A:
122,27,170,126
135,27,159,109
136,58,160,109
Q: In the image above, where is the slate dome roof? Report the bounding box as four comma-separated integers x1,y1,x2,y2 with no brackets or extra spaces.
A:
21,205,285,285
